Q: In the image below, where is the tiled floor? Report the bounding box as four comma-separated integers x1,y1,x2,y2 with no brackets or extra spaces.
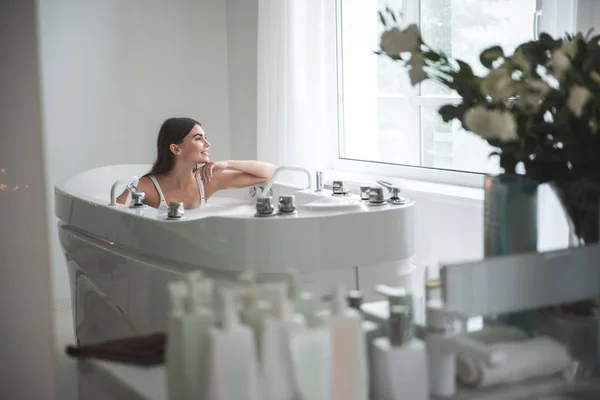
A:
54,300,78,400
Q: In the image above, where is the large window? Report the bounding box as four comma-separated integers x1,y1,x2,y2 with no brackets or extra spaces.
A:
335,0,572,184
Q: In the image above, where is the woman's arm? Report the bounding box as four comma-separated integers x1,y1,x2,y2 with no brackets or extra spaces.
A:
199,160,277,196
225,160,277,179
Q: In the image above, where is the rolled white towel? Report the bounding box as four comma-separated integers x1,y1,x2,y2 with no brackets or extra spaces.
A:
464,326,529,345
457,336,572,388
457,326,529,385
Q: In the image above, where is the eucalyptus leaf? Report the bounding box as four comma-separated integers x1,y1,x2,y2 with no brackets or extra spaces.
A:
378,11,386,27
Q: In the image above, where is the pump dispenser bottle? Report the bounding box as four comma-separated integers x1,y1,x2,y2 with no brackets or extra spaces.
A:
371,305,428,400
207,289,259,400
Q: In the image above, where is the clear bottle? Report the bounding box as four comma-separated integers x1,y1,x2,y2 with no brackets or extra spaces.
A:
165,281,189,400
371,305,429,400
238,272,273,362
286,270,321,328
260,284,307,400
185,272,215,399
288,290,332,400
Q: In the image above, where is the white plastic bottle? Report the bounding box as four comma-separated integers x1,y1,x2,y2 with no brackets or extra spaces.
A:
165,281,189,400
185,272,215,399
207,289,260,400
371,305,429,400
261,284,307,400
330,285,369,400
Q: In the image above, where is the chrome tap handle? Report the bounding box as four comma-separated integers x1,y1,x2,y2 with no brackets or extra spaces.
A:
377,180,402,198
377,180,407,205
377,180,400,193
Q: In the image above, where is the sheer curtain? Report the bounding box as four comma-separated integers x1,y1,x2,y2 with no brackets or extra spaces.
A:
256,0,337,182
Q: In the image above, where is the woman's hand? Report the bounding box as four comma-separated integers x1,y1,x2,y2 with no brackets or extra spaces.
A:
196,161,229,183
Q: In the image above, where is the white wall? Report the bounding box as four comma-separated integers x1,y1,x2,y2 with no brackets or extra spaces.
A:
226,0,259,160
37,0,231,300
576,0,600,33
0,0,55,397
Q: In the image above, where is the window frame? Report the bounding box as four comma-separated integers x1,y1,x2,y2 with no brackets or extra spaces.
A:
330,0,577,188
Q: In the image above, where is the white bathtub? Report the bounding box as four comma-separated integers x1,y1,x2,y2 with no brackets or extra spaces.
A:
56,164,416,343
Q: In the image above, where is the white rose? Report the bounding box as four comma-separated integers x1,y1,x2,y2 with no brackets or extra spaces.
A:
526,79,552,96
567,85,592,118
548,49,571,80
379,24,421,57
464,106,518,142
518,79,552,111
510,49,532,76
404,24,421,46
407,51,427,86
481,67,517,102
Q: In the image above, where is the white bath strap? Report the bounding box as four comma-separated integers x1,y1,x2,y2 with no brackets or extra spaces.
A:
148,175,168,210
196,174,207,208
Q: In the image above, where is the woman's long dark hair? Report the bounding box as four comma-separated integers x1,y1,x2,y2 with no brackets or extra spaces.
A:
146,117,201,177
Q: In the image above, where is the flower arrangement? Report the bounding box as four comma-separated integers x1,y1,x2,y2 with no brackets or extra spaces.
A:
377,8,600,244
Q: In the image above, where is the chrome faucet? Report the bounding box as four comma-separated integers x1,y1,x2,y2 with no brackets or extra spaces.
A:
127,183,146,208
377,180,407,205
110,176,140,206
259,166,312,198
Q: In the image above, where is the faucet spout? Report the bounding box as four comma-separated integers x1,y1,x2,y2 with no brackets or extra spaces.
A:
259,166,312,198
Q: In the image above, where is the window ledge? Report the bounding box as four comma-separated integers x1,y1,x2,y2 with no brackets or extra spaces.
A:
324,169,484,202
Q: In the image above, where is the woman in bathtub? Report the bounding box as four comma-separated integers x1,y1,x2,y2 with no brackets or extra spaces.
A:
117,117,277,210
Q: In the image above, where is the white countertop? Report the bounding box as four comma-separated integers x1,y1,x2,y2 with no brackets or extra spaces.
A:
82,360,167,400
83,359,600,400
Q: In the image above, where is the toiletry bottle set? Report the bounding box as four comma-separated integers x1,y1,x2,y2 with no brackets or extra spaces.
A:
167,274,573,400
166,274,373,400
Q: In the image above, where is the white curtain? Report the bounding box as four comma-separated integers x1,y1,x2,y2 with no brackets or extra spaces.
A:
256,0,337,182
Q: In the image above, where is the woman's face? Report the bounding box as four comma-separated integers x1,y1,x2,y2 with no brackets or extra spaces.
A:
174,124,211,164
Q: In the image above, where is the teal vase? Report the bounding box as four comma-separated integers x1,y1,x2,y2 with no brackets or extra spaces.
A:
484,174,539,336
